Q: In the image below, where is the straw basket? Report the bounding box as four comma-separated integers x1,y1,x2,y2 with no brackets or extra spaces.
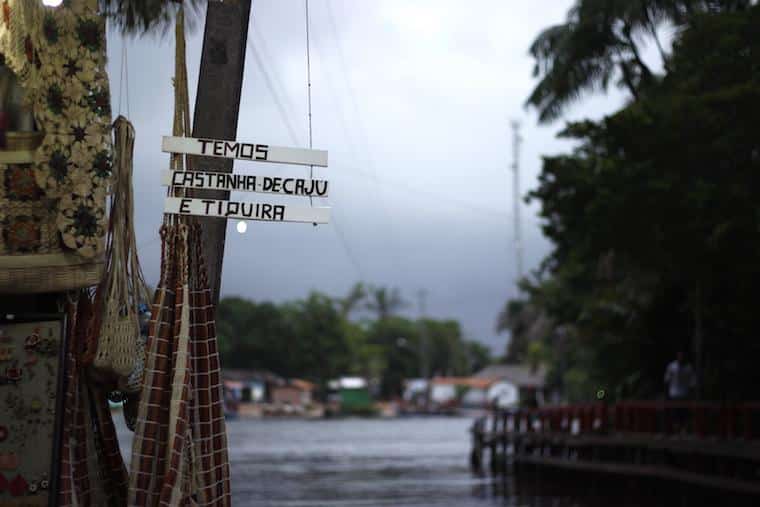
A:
0,131,104,293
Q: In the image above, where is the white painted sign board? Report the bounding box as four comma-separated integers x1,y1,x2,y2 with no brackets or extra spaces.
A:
162,170,329,197
165,196,330,224
162,136,328,167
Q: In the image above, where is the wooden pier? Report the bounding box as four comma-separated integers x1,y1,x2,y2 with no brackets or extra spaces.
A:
471,402,760,503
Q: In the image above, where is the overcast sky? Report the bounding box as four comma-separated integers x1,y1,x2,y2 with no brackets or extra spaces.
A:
107,0,632,353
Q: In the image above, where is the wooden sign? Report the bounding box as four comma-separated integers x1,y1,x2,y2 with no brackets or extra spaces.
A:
162,170,329,197
162,136,328,167
165,196,330,224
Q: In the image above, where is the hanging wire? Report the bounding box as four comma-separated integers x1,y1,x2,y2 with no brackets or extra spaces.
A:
304,0,315,212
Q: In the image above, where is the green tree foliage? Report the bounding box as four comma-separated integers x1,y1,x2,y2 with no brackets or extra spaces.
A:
496,283,554,363
364,317,482,398
365,286,407,321
526,0,753,122
510,4,760,401
338,282,367,318
467,341,492,374
217,288,491,398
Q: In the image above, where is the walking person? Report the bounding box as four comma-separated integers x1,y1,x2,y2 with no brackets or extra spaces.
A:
664,351,697,433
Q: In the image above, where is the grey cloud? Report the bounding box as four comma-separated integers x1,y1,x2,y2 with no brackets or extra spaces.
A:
108,0,627,353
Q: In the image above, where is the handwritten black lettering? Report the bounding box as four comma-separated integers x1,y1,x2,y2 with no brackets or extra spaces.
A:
225,201,239,216
224,141,239,158
255,144,269,160
239,143,254,159
198,139,213,154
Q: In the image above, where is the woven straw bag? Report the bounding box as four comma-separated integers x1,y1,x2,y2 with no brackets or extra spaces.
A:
92,117,149,380
94,301,140,377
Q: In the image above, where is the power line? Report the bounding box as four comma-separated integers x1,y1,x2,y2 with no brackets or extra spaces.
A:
321,1,410,276
330,215,365,280
343,166,508,217
247,34,302,146
247,4,366,282
325,0,373,168
321,3,511,218
304,23,361,166
250,14,301,127
245,5,511,282
304,0,314,153
250,2,511,219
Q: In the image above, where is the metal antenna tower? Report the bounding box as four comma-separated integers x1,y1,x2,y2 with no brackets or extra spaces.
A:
511,120,523,281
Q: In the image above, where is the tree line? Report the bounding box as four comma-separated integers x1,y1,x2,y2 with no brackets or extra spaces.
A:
499,0,760,402
216,284,491,398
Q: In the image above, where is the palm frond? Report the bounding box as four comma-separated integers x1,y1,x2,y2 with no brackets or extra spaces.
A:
99,0,204,36
523,0,745,123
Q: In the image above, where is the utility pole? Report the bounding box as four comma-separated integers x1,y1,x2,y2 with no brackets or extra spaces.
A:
190,0,252,307
510,120,523,282
417,289,428,379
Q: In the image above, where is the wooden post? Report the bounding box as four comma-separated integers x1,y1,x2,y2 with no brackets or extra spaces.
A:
470,418,484,472
190,0,252,307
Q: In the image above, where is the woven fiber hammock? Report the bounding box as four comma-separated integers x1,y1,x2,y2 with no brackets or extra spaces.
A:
127,6,231,506
58,292,129,506
128,223,231,506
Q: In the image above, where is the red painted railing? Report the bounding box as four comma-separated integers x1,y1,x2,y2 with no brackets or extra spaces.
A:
495,401,760,440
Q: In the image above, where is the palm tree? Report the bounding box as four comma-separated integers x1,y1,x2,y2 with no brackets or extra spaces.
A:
338,282,366,318
99,0,204,34
525,0,752,123
365,286,406,321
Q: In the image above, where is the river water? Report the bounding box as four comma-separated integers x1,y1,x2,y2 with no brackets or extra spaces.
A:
115,416,581,506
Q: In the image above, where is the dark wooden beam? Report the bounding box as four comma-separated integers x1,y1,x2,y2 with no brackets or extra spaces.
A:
190,0,251,306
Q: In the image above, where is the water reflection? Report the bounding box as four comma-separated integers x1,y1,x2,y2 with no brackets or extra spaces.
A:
115,416,641,507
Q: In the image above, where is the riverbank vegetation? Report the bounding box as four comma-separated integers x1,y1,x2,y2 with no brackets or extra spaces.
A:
216,284,491,398
500,1,760,402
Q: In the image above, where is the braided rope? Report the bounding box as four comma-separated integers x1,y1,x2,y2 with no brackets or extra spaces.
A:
164,4,193,234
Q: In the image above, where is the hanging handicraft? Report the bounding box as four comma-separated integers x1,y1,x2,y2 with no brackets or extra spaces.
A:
128,7,232,505
0,0,111,293
92,116,150,383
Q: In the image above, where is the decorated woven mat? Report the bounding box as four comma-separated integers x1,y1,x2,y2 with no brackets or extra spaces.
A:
128,224,231,506
58,292,129,507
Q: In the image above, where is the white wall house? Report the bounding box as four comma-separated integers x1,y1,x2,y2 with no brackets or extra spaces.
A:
473,364,548,408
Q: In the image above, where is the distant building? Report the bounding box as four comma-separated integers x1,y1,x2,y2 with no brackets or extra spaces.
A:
403,378,429,405
327,377,373,413
473,364,548,408
429,377,493,409
223,368,282,404
271,379,316,408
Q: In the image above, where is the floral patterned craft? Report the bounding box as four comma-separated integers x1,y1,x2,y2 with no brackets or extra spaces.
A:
0,0,111,258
